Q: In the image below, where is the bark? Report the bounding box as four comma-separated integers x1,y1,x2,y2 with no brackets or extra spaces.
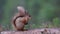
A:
1,28,60,34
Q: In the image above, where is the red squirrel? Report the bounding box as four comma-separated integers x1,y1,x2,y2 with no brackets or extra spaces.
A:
12,6,31,31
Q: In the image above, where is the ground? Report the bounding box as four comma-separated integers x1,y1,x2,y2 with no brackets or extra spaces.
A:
1,28,60,34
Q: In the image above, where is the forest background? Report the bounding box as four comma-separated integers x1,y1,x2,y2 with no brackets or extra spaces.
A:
0,0,60,31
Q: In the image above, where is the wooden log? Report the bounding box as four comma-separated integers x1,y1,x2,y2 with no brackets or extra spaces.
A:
1,28,60,34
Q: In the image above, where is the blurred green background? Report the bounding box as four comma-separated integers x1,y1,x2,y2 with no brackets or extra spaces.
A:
0,0,60,31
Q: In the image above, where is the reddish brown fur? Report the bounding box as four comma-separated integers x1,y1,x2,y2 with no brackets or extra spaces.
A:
12,7,31,31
